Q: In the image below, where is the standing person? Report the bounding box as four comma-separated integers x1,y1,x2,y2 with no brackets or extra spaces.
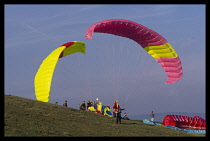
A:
150,111,155,121
113,100,125,124
55,102,58,105
63,100,67,107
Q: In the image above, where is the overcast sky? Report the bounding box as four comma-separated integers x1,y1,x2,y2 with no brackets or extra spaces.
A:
5,4,205,116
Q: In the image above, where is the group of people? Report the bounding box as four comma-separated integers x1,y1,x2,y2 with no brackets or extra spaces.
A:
55,101,68,107
57,98,130,124
79,98,103,111
56,99,155,124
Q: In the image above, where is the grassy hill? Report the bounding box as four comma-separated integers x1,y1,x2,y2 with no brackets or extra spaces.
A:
4,95,204,137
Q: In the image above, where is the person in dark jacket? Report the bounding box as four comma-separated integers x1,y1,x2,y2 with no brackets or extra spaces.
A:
87,100,92,109
122,112,130,120
63,100,67,107
80,101,86,110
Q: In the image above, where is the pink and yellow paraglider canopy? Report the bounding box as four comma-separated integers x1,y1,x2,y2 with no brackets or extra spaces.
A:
85,19,183,84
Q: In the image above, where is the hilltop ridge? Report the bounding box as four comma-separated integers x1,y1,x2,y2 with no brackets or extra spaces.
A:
4,95,203,137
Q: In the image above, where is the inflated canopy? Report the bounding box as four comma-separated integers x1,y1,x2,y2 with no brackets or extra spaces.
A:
85,19,183,83
34,41,86,102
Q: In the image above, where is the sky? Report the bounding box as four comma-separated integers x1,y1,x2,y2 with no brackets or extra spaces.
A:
5,4,205,116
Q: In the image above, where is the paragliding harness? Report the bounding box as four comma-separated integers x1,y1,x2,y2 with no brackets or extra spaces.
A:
113,108,121,116
116,109,122,114
114,108,125,119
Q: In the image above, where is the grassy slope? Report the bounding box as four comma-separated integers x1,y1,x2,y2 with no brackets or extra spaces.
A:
4,95,204,137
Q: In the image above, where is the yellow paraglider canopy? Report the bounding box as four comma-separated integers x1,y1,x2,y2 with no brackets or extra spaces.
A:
34,41,86,102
